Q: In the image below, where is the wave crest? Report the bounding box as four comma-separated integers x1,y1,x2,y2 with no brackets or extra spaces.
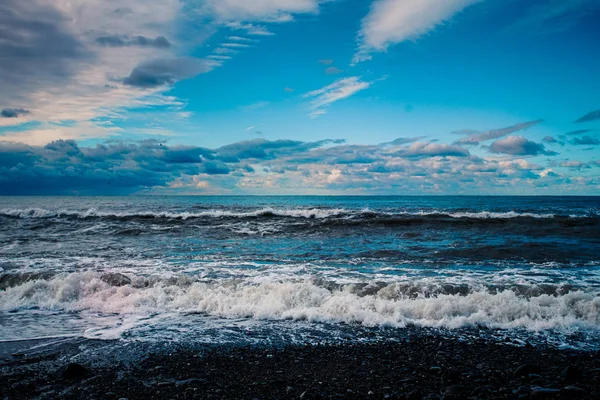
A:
1,272,598,332
1,207,590,223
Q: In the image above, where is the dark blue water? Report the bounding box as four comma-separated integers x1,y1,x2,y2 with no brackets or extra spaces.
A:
0,196,599,348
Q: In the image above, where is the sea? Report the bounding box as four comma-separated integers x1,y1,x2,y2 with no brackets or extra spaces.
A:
0,196,599,350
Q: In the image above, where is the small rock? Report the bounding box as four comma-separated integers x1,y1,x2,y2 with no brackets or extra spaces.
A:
53,363,88,379
101,272,131,287
368,391,375,396
406,389,422,400
176,378,207,387
157,381,173,387
514,363,541,377
429,366,442,373
562,366,582,383
443,384,466,396
513,386,530,395
563,386,586,396
531,388,560,399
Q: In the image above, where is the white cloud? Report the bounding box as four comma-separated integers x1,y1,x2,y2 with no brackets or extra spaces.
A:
304,77,372,117
221,42,252,48
1,0,194,143
241,101,270,112
202,0,323,22
224,22,275,36
354,0,481,62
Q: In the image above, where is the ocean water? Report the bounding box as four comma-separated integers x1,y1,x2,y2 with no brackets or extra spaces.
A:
0,196,599,349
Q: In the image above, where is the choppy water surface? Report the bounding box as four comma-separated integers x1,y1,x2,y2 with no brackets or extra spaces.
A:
0,196,599,349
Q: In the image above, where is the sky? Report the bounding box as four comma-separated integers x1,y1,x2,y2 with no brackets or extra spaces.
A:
0,0,599,195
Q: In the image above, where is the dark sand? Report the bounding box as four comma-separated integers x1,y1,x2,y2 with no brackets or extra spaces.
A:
1,335,599,399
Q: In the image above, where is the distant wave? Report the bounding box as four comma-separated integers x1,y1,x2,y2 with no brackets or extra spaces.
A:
1,272,598,333
1,207,593,222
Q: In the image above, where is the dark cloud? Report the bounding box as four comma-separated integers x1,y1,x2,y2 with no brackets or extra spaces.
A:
574,110,600,123
454,120,544,145
0,140,226,195
542,136,557,143
1,135,593,195
0,0,88,103
382,136,427,146
216,139,342,162
0,138,348,194
96,35,171,49
395,142,470,158
123,57,211,88
565,129,591,135
489,136,557,156
1,108,31,118
570,136,600,145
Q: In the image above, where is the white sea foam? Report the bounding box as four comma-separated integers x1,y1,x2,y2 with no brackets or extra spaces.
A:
2,207,592,221
0,207,349,220
1,272,598,333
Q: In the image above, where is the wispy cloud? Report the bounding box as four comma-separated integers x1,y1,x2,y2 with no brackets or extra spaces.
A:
575,109,600,123
221,42,252,48
454,120,544,145
201,0,326,24
304,77,372,117
225,22,275,36
354,0,481,62
325,66,343,75
241,101,270,112
508,0,600,35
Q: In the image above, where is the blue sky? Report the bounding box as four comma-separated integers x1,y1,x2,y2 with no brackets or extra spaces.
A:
0,0,599,195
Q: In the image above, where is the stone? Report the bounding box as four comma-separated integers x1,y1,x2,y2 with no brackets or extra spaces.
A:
54,363,88,379
443,384,466,396
563,386,586,396
176,378,207,387
406,389,422,400
100,272,131,287
561,366,582,383
531,388,560,399
513,363,541,377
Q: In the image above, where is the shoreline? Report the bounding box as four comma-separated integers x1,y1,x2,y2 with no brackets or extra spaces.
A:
1,335,599,399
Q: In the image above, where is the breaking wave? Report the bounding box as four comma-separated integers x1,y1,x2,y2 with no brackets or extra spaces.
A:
1,272,598,333
0,207,592,222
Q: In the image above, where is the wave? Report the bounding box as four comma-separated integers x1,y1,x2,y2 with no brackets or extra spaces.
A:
1,207,592,222
1,272,598,333
0,207,348,220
